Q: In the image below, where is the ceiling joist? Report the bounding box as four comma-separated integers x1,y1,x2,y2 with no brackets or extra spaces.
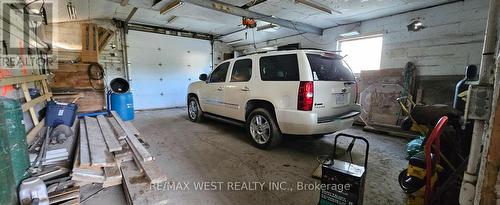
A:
180,0,323,35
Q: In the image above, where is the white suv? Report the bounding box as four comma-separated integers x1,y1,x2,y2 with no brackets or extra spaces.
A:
187,49,360,149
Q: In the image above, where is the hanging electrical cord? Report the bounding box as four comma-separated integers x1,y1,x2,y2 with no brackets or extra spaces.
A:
252,28,257,50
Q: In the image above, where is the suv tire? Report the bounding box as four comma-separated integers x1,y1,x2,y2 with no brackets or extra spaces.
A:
188,96,203,122
246,108,282,149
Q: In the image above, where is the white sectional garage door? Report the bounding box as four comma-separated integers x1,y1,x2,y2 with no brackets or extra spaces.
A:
126,30,212,110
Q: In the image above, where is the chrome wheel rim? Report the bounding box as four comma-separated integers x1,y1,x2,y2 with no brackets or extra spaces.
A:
250,115,271,144
188,100,198,119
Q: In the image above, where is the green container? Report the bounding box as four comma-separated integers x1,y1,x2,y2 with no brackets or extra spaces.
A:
0,101,18,204
0,97,30,186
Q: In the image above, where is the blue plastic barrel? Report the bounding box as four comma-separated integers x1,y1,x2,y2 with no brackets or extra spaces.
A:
111,92,134,121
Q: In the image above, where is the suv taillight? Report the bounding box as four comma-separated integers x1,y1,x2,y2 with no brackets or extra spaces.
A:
298,81,314,111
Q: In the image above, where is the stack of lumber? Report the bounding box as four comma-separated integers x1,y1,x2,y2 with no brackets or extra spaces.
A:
72,111,167,199
48,185,80,205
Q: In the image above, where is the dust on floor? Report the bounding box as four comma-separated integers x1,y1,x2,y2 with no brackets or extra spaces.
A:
83,108,409,205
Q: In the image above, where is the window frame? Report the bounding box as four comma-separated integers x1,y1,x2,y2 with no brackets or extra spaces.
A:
208,62,230,83
337,34,383,74
230,59,253,82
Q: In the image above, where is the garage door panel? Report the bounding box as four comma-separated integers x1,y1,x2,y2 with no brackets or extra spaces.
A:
127,30,211,110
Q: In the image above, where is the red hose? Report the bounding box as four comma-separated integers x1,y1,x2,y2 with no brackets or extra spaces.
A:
424,116,448,205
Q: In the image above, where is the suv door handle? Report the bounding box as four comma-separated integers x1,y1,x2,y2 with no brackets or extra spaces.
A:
241,86,251,91
217,87,223,91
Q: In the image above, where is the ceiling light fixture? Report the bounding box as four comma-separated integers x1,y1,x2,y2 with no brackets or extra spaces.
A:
339,31,360,37
227,39,244,45
167,16,177,24
67,1,77,20
407,19,425,32
160,0,183,15
295,0,333,15
257,23,279,32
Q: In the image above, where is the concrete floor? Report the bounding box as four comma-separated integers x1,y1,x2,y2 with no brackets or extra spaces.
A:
84,108,409,205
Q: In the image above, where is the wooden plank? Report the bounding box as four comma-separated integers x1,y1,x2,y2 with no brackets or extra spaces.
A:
26,118,45,145
125,136,167,184
59,198,80,205
125,121,140,136
41,79,50,95
48,191,79,204
0,75,47,86
96,115,122,152
84,117,115,167
72,146,105,183
103,165,122,188
48,186,79,199
21,83,39,125
79,120,91,168
121,161,168,205
111,111,152,162
108,117,126,140
22,93,52,112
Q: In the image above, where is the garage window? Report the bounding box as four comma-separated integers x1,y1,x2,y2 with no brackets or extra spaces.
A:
209,62,230,83
338,35,383,74
259,54,299,81
231,59,252,82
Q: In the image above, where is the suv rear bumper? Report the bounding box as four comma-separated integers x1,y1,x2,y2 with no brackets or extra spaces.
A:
275,108,359,135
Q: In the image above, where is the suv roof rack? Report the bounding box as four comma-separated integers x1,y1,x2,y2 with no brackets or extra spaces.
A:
238,48,341,57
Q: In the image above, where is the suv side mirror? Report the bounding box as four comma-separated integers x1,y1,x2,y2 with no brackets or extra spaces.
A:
199,74,208,81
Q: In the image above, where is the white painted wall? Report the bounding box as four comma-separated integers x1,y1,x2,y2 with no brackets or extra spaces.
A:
235,0,489,76
127,30,212,110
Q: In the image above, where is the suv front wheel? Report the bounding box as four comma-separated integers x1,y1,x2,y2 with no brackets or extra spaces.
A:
246,108,282,149
188,97,203,122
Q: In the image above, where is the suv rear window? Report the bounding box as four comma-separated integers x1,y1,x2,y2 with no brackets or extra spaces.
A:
259,54,299,81
307,54,355,81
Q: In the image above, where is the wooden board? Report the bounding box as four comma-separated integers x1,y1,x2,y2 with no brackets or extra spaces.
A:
121,161,168,205
79,120,91,167
48,191,79,204
81,23,99,63
21,83,39,125
0,74,47,86
125,121,140,136
72,146,105,183
103,165,122,188
108,117,126,140
84,117,115,167
125,136,167,184
111,111,152,162
96,115,122,152
22,93,52,112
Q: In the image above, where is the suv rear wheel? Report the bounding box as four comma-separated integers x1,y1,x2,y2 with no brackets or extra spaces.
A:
246,108,282,149
188,97,203,122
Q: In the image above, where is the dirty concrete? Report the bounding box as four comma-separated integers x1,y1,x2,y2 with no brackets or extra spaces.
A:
84,108,408,205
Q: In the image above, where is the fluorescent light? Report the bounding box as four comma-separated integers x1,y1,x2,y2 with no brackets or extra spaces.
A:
259,46,276,51
226,39,244,45
295,0,332,14
160,1,183,15
339,31,360,37
257,24,279,32
167,16,177,24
